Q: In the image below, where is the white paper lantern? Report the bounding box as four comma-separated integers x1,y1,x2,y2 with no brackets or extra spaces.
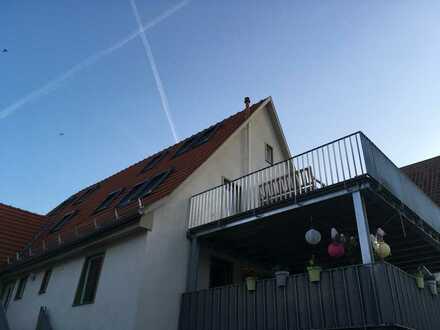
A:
305,228,322,245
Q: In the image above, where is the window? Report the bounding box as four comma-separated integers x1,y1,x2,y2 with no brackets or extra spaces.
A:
174,125,219,157
265,143,274,165
73,184,100,205
118,169,172,207
93,189,124,214
192,125,218,147
73,254,105,306
14,276,28,300
174,138,195,157
49,211,77,233
39,269,52,295
47,194,77,216
1,281,15,309
141,151,168,173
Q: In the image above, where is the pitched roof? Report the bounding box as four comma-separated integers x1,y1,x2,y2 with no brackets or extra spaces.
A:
1,98,267,268
401,155,440,206
0,203,47,264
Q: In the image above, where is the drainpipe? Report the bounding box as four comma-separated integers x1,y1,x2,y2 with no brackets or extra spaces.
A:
243,97,251,174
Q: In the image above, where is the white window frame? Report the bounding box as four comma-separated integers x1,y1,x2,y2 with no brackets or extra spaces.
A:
265,143,274,165
2,281,15,309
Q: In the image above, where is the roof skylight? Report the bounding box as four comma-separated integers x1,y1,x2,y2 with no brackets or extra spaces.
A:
74,184,100,205
141,151,168,173
49,211,77,233
118,169,173,207
47,195,78,216
174,125,219,157
93,189,124,214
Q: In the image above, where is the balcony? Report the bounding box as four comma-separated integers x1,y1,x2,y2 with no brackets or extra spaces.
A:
188,132,440,235
179,262,440,330
182,132,440,330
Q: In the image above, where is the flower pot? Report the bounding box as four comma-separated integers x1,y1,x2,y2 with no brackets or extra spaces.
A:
427,280,438,295
307,266,322,283
246,276,256,291
275,271,289,287
415,275,424,289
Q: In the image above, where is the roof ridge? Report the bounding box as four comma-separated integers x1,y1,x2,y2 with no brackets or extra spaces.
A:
0,202,46,219
401,155,440,169
46,98,268,214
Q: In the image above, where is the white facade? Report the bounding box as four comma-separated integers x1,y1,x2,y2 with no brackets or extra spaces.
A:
4,233,147,330
1,99,290,330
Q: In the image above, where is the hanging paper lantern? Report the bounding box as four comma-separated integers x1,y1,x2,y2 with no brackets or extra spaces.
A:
331,228,338,240
374,241,391,259
376,227,385,238
328,242,345,258
305,229,322,245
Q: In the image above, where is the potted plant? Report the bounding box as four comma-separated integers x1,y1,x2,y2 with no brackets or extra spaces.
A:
273,265,289,288
243,267,257,291
415,270,424,289
307,255,322,283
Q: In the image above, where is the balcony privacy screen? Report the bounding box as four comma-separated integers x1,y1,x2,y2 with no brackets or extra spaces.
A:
179,263,440,330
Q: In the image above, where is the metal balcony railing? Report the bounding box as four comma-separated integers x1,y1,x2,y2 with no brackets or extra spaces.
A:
188,132,366,229
188,132,440,231
179,263,440,330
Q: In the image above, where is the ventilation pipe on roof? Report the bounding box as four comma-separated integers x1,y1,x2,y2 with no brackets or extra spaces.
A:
244,97,251,117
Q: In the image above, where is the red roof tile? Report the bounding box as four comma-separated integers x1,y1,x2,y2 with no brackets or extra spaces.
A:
0,203,47,264
401,155,440,206
1,98,267,267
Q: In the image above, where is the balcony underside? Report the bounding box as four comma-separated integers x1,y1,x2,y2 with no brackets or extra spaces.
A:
193,177,440,274
180,263,436,330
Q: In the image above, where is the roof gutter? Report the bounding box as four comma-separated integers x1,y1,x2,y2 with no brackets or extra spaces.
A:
0,211,151,276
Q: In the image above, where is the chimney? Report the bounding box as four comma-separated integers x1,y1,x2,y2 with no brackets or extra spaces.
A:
244,97,251,116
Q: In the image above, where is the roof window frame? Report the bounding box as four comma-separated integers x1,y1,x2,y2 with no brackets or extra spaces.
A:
117,168,173,208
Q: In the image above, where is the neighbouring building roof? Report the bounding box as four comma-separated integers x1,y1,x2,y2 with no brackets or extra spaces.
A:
401,155,440,206
0,98,267,269
0,203,47,265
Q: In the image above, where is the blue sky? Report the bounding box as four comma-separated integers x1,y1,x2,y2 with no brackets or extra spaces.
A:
1,0,439,214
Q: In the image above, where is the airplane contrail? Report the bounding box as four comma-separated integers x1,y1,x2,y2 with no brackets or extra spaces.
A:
0,0,189,121
129,0,179,143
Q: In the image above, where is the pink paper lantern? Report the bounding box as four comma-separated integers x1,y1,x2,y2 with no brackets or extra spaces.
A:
328,242,345,258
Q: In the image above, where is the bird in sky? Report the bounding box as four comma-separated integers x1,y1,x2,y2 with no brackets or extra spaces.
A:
2,49,7,53
59,132,65,136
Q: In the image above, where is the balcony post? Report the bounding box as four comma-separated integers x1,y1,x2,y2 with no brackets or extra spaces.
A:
352,190,374,264
186,236,200,292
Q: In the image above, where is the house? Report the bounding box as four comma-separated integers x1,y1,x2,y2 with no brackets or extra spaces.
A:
0,204,46,266
401,156,440,207
2,96,440,330
0,97,290,330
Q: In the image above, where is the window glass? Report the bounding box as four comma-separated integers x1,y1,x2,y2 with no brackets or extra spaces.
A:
1,282,15,309
141,151,167,173
265,143,274,165
47,194,77,216
118,169,172,207
74,254,105,305
73,185,100,205
14,276,28,300
39,269,52,295
49,211,77,233
94,189,123,213
174,125,218,157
